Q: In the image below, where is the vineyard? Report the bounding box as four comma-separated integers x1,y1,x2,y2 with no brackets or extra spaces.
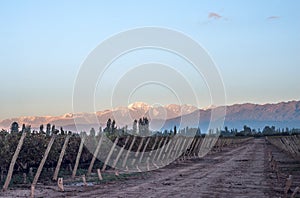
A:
265,135,300,197
0,127,253,196
266,135,300,159
0,128,300,197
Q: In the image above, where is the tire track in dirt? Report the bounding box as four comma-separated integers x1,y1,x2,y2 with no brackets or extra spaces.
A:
73,139,283,198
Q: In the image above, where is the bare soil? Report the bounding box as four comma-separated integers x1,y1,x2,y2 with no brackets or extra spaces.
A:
1,138,300,198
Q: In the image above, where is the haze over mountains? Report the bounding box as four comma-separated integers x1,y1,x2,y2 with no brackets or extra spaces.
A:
1,100,300,132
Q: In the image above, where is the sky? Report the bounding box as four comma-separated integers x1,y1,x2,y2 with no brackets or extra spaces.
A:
0,0,300,120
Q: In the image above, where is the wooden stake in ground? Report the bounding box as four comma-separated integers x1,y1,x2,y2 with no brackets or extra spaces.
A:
182,137,193,160
146,157,150,171
97,169,103,180
136,165,142,172
156,137,168,163
284,175,293,195
173,136,184,160
187,137,197,157
3,131,26,191
161,138,173,162
102,137,119,171
72,134,86,179
82,175,87,186
87,134,103,176
139,137,150,163
171,136,182,160
112,136,130,169
147,159,150,171
146,136,158,164
57,178,64,191
152,137,164,162
194,137,203,157
30,185,35,198
31,134,56,197
122,136,136,168
190,137,200,157
132,137,145,166
177,137,187,161
165,136,178,163
53,135,70,181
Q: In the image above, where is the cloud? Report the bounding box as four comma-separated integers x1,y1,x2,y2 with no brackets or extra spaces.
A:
208,12,222,20
266,16,280,20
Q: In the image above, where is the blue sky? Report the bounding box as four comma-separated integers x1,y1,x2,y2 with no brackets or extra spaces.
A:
0,0,300,119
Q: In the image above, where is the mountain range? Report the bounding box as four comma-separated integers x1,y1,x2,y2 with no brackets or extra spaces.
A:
1,100,300,132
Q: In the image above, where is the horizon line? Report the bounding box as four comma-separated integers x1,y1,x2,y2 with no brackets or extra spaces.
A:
1,99,299,121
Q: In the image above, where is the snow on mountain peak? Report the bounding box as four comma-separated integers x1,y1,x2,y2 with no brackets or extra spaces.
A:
164,104,198,114
63,113,73,118
203,104,217,110
128,102,151,110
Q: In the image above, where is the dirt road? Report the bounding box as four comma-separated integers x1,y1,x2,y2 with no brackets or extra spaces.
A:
2,138,299,197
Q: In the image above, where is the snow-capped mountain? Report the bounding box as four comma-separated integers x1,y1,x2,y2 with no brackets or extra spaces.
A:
128,102,151,111
0,102,198,130
1,100,300,131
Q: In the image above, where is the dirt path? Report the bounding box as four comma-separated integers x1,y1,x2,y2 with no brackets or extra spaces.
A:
2,138,299,197
72,138,278,198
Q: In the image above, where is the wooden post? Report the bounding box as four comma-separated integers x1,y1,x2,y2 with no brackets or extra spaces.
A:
152,137,164,162
191,137,200,157
139,137,150,163
220,139,225,151
197,137,203,155
178,137,187,160
102,137,119,171
87,134,103,176
173,136,183,159
53,135,70,181
177,137,187,157
184,137,194,159
165,138,175,163
161,138,173,162
150,136,159,154
170,136,182,160
185,137,194,157
97,169,103,180
30,185,35,198
31,134,56,196
188,137,197,157
131,137,145,166
122,136,136,168
285,175,293,195
166,136,178,162
3,131,26,191
181,137,190,160
156,137,168,163
57,178,64,191
146,136,158,164
72,135,86,179
136,165,142,172
112,136,130,169
198,136,213,158
82,175,87,186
